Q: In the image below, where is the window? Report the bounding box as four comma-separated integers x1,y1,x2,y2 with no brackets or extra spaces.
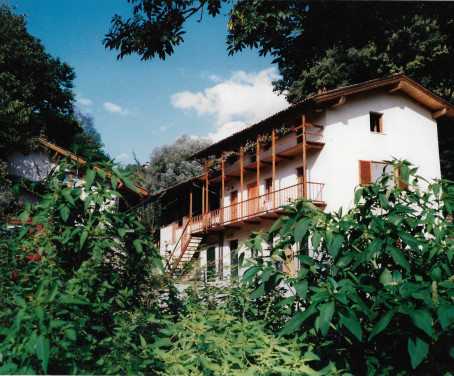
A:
370,112,383,133
359,160,407,188
265,178,272,201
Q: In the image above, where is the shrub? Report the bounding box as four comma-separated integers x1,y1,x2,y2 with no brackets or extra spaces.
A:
241,161,454,374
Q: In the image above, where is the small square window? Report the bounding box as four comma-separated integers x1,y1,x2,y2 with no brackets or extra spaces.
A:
370,112,383,133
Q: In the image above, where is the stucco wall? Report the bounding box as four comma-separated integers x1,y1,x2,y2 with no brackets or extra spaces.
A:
310,89,440,212
6,151,56,181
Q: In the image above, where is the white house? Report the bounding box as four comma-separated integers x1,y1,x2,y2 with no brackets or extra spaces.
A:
2,137,148,212
155,74,454,279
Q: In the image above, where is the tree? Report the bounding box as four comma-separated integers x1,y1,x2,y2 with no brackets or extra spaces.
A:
105,1,454,179
0,5,100,157
73,107,110,161
128,133,210,233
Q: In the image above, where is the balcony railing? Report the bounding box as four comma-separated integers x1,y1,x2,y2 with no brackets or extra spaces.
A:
190,181,324,233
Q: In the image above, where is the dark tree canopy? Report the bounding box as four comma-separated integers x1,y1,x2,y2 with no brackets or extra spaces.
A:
105,1,454,180
105,1,454,103
0,5,105,159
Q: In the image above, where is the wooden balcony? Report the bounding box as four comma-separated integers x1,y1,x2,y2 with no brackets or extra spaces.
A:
190,181,324,235
208,124,325,183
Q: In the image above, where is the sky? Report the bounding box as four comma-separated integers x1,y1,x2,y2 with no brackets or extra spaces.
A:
11,0,290,165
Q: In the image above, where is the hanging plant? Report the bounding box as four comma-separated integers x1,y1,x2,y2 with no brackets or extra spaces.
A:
221,150,238,164
257,133,272,149
275,125,295,138
206,158,221,171
242,140,256,156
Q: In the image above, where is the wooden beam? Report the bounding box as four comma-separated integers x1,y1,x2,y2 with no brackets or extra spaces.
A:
432,107,447,119
330,95,346,108
256,139,260,214
189,189,193,233
221,159,225,228
387,81,404,93
276,154,293,161
243,220,261,225
240,151,244,220
272,129,276,211
302,114,307,198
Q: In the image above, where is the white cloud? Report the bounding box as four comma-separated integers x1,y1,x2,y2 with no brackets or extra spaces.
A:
78,98,93,106
171,68,288,140
103,101,130,116
115,152,129,162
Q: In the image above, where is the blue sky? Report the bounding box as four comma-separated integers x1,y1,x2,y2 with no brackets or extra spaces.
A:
12,0,289,165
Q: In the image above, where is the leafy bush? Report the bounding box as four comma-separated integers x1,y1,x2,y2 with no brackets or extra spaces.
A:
241,161,454,374
0,158,167,374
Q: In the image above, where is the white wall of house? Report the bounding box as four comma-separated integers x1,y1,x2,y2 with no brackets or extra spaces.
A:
161,88,442,279
310,89,441,212
6,151,56,181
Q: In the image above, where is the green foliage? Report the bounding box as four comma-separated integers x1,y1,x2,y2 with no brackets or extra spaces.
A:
241,161,454,374
0,5,105,159
0,158,167,374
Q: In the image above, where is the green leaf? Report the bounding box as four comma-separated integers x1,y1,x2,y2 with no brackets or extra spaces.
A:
96,168,106,180
410,309,433,337
327,234,343,258
120,176,139,194
64,329,77,341
133,239,143,253
60,205,70,222
111,174,118,190
369,310,395,340
36,335,50,373
354,188,363,205
139,334,147,347
0,363,18,375
408,337,429,369
279,311,305,336
279,305,317,336
312,232,322,250
379,268,393,286
294,280,308,300
398,231,420,251
59,295,90,305
153,257,164,272
44,284,58,303
339,310,362,341
118,228,126,238
389,246,411,272
80,230,88,249
249,282,266,299
85,168,96,190
437,305,454,330
274,296,295,308
294,217,312,243
62,191,75,206
241,266,261,282
319,301,335,336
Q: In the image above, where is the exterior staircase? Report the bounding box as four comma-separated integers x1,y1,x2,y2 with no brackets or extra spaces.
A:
167,220,204,278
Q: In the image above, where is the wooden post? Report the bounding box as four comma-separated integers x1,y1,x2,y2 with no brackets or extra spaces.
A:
202,185,205,228
221,159,225,225
272,129,276,210
302,114,307,198
240,150,244,220
206,169,209,229
189,188,193,233
256,139,260,214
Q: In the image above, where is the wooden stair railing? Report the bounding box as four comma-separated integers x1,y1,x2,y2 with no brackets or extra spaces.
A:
166,219,202,274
